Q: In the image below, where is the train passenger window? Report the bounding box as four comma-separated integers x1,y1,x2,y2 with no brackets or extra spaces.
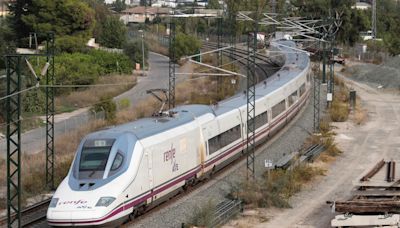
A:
249,111,268,130
299,83,306,97
272,100,286,119
288,91,298,106
208,125,241,155
111,152,124,171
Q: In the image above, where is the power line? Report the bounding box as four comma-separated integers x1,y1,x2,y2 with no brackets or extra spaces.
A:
0,82,137,101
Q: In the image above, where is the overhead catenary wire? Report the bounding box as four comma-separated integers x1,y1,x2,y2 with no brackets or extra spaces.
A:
0,82,137,101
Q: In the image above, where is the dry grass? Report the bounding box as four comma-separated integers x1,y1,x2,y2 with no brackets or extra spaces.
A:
234,164,325,209
187,200,216,228
329,100,349,122
146,36,168,56
351,97,368,125
56,75,136,111
329,80,350,122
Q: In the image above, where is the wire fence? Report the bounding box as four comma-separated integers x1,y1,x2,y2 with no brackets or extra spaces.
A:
0,110,104,157
338,43,391,64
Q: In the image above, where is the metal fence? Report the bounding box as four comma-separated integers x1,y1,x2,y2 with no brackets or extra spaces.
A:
0,110,104,157
211,199,243,227
338,43,391,64
182,199,243,228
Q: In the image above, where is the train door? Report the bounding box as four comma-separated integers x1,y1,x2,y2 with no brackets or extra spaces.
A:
146,149,153,205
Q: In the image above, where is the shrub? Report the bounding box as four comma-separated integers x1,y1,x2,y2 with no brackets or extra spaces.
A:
329,100,349,122
118,98,131,110
172,33,201,61
88,49,133,75
123,40,148,67
53,50,133,94
55,35,88,53
23,89,46,114
56,52,101,92
92,97,117,122
188,200,216,227
98,16,127,49
235,164,324,209
322,137,342,157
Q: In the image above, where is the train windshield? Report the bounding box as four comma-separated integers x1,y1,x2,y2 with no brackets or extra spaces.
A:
79,139,115,172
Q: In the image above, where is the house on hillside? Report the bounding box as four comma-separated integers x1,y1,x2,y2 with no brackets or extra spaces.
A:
120,6,170,24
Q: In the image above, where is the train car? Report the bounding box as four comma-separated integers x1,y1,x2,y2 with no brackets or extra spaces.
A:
47,40,311,226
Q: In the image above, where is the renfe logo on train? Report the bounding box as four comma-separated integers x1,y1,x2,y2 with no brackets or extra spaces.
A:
163,145,179,172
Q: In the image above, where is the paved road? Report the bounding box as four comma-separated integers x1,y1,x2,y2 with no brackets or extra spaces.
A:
115,52,172,106
0,52,174,158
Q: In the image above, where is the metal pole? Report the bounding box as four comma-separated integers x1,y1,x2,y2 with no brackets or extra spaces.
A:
6,55,22,228
217,17,223,100
142,32,145,76
168,22,176,109
247,19,258,180
45,32,55,190
372,0,377,39
313,42,321,133
322,41,326,84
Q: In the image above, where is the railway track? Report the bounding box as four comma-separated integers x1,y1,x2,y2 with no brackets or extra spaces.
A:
0,198,50,227
202,42,282,81
0,43,282,228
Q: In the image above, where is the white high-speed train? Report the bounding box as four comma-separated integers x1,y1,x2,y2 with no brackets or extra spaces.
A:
47,40,311,226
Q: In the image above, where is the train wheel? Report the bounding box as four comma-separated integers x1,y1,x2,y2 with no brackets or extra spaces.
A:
182,182,189,191
209,166,216,179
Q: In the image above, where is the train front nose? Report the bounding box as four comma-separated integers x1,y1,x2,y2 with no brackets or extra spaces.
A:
47,197,113,226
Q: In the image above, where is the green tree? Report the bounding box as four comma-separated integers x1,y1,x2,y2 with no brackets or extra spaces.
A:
98,16,127,48
93,97,117,121
0,22,16,68
19,0,95,38
7,0,33,43
207,0,220,9
85,0,112,40
123,40,149,66
172,33,201,61
112,0,126,12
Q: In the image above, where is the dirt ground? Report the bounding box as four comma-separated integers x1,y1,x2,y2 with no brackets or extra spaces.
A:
225,72,400,228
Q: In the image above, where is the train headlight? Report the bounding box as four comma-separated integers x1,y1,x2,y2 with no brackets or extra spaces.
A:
49,198,59,208
95,197,116,207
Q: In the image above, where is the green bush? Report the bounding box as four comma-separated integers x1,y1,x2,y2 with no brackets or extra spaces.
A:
118,98,131,110
56,52,101,88
123,40,148,67
54,50,133,94
172,33,201,61
23,89,46,114
92,97,117,121
98,16,127,49
55,35,88,53
88,49,133,75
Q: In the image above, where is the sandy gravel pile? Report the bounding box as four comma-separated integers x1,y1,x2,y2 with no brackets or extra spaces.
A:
345,56,400,89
